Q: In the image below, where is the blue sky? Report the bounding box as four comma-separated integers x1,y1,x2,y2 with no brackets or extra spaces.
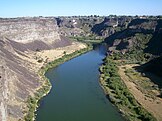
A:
0,0,161,17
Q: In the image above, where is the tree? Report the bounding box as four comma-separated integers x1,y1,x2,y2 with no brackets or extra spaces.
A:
63,51,66,55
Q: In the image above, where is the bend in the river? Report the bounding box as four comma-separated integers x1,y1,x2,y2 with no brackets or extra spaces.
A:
36,44,125,121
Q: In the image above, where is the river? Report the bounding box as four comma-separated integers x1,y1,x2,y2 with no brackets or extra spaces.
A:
36,44,124,121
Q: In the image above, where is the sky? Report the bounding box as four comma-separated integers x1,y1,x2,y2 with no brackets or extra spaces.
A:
0,0,162,17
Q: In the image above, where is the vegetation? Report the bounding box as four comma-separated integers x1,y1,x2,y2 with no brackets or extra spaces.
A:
24,17,162,121
101,17,162,121
24,44,92,121
24,80,51,121
124,67,159,100
37,58,43,63
69,35,103,44
39,44,92,73
109,33,153,64
100,56,156,121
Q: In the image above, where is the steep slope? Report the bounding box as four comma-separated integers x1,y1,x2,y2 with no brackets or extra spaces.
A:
0,17,73,121
0,17,71,51
141,56,162,87
144,19,162,55
104,18,160,62
1,15,161,121
103,17,162,121
0,38,40,121
105,18,157,52
142,56,162,98
91,16,132,37
55,16,104,38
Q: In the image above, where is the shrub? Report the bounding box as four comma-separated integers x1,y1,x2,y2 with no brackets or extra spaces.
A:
100,56,156,121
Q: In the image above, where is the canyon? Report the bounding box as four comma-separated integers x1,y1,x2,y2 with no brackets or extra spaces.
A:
0,17,85,121
0,15,162,121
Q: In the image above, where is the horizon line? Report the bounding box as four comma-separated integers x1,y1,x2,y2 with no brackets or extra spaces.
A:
1,14,162,18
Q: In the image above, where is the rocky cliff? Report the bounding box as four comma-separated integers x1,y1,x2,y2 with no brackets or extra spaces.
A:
1,15,161,121
105,18,161,55
0,17,71,51
0,17,60,43
91,16,132,37
55,16,104,37
0,39,40,121
0,17,72,121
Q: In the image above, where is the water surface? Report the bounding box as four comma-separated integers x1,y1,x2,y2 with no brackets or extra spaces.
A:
36,45,124,121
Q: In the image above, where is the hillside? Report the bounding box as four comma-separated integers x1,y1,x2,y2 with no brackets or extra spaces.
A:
141,56,162,98
91,16,132,37
102,17,162,121
0,17,85,121
142,56,162,77
0,15,162,121
59,15,162,120
104,18,162,62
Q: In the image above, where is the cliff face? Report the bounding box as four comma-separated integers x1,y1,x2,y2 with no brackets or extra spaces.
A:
0,17,72,51
0,17,60,43
55,16,104,37
0,39,41,121
0,17,72,121
1,15,161,121
91,16,132,37
105,18,160,54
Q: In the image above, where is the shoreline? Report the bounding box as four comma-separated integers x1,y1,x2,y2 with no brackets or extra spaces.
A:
99,56,157,121
24,44,92,121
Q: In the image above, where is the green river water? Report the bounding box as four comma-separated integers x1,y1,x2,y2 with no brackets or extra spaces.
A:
36,45,125,121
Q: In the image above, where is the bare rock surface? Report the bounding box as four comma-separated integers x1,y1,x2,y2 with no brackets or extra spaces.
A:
0,17,77,121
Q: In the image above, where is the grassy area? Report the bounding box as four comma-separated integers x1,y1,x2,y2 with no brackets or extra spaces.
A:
24,44,92,121
69,35,104,44
109,33,153,64
124,67,159,98
99,56,156,121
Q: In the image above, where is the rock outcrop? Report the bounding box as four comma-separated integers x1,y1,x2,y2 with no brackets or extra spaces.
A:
105,18,161,54
0,17,72,121
55,16,104,37
0,15,161,121
0,17,60,43
91,16,132,37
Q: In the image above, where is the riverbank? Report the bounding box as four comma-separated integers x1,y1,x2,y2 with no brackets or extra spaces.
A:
99,56,157,121
118,64,162,121
24,42,92,121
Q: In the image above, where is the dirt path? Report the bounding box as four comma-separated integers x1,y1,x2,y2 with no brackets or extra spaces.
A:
118,64,162,121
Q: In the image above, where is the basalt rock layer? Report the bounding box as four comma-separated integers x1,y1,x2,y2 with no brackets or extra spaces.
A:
0,17,71,121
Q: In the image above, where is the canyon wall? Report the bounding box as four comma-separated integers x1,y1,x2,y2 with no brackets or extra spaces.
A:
0,17,71,121
0,17,60,43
